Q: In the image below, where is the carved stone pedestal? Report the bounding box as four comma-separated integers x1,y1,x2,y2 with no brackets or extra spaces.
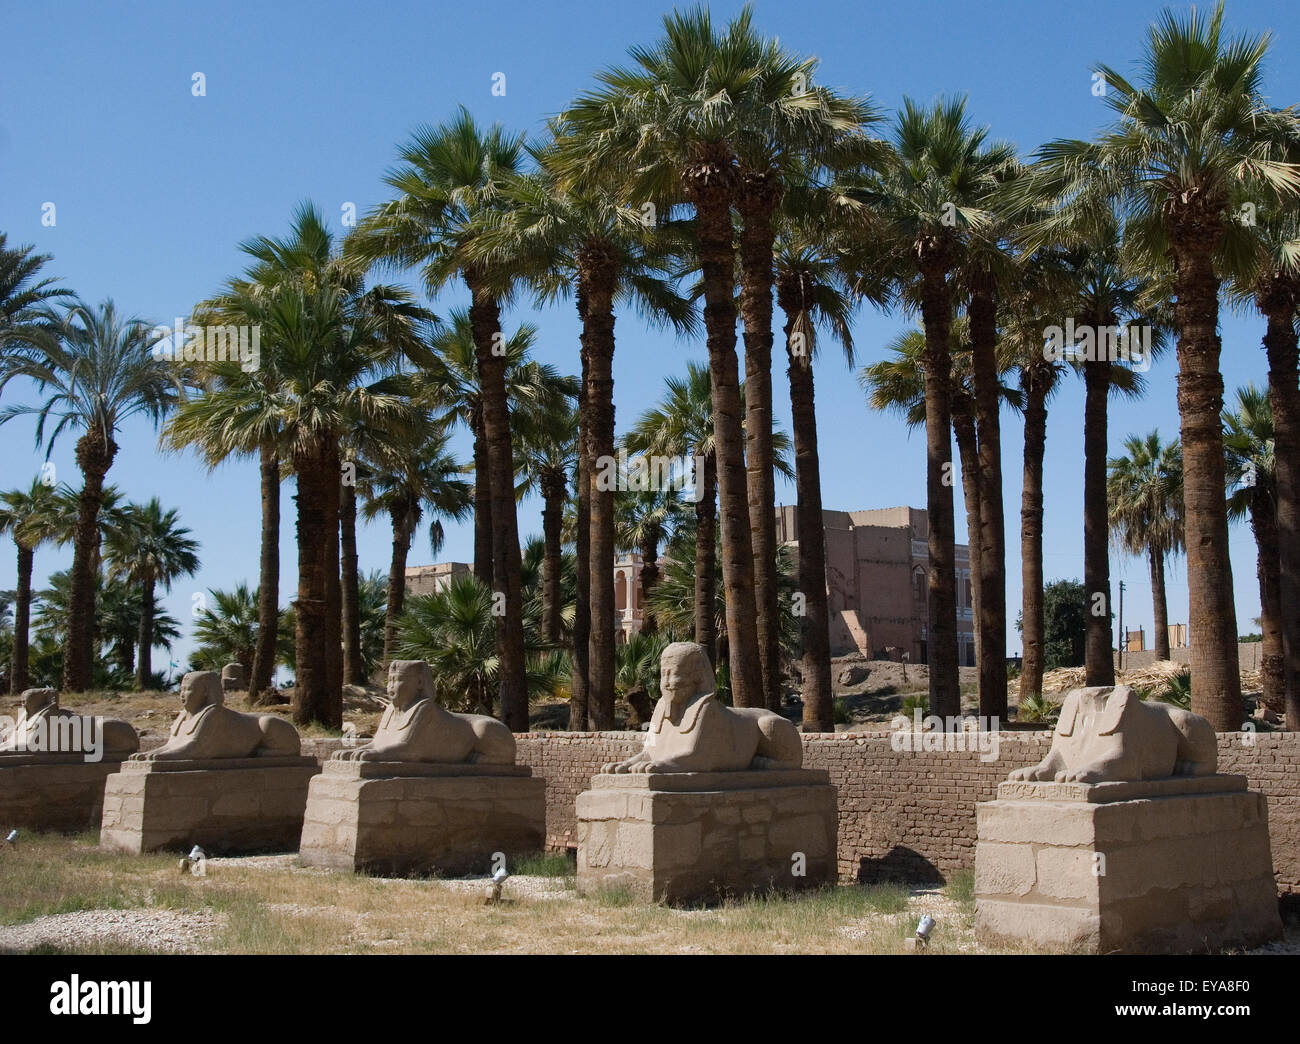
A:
298,760,546,876
576,770,837,905
975,775,1282,953
99,757,320,855
0,753,131,833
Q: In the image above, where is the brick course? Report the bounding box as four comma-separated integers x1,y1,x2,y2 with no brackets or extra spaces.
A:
512,729,1300,894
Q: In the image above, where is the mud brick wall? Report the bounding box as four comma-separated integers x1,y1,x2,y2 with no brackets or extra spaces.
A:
513,730,1300,895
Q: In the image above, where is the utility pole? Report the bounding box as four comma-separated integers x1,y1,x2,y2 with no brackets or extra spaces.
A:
1117,580,1125,674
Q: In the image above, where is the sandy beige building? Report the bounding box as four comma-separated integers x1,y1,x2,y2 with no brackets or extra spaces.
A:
775,505,974,664
406,505,972,663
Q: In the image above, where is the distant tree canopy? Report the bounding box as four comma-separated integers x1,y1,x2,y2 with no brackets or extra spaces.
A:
1042,580,1088,671
1019,578,1090,672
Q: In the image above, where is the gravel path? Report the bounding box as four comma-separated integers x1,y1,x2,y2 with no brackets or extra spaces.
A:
0,909,223,954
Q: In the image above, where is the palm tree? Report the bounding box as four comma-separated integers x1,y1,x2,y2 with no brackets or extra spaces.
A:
475,150,693,728
557,7,767,707
1223,388,1283,715
1050,220,1162,688
1107,432,1185,667
773,219,865,731
191,583,261,678
0,300,180,691
862,321,1020,682
350,107,532,732
358,429,472,667
848,96,1015,720
0,235,73,345
395,573,560,715
721,10,884,712
0,478,68,693
1232,213,1300,725
514,399,580,646
1001,277,1071,700
103,498,200,690
1017,1,1300,728
628,363,722,666
614,479,685,638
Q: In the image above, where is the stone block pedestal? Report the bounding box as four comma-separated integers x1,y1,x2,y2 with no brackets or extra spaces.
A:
576,770,837,905
975,775,1282,953
0,754,131,833
99,757,320,855
298,761,546,876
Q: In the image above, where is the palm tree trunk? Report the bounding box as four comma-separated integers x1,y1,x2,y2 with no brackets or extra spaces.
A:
1250,488,1285,714
468,279,528,732
952,405,983,676
1261,280,1300,729
638,532,660,636
292,447,339,727
781,293,833,731
918,264,960,720
969,282,1007,719
324,444,344,712
471,406,494,587
10,544,33,694
250,443,280,705
688,147,762,708
1171,231,1241,731
695,450,719,670
64,429,116,692
339,477,364,685
541,471,565,645
383,507,412,669
571,330,591,730
580,252,617,731
738,175,782,712
135,576,155,689
1082,356,1115,686
1150,546,1171,661
1020,372,1049,700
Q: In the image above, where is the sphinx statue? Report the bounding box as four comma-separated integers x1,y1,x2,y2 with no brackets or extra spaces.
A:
131,671,300,761
603,642,802,773
0,687,138,759
1008,685,1217,784
331,659,515,765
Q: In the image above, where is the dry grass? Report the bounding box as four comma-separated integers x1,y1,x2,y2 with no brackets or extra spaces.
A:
0,833,1013,955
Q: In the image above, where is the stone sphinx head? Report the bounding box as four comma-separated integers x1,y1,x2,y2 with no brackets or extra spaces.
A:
180,671,224,715
387,660,435,711
22,687,58,716
659,642,713,709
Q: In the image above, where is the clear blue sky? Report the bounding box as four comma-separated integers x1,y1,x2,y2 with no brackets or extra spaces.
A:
2,0,1296,672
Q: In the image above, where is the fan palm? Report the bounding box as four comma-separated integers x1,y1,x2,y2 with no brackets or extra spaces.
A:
555,7,770,706
846,96,1016,718
103,498,200,690
0,478,69,693
358,428,472,668
473,148,694,729
1107,431,1185,669
1223,388,1282,713
349,107,533,732
1012,1,1300,728
191,583,261,678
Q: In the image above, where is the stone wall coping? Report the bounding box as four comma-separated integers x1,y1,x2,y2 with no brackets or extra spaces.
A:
994,773,1249,804
590,768,831,791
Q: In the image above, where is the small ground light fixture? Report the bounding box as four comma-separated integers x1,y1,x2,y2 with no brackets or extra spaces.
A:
487,866,509,904
915,914,935,947
4,829,16,845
